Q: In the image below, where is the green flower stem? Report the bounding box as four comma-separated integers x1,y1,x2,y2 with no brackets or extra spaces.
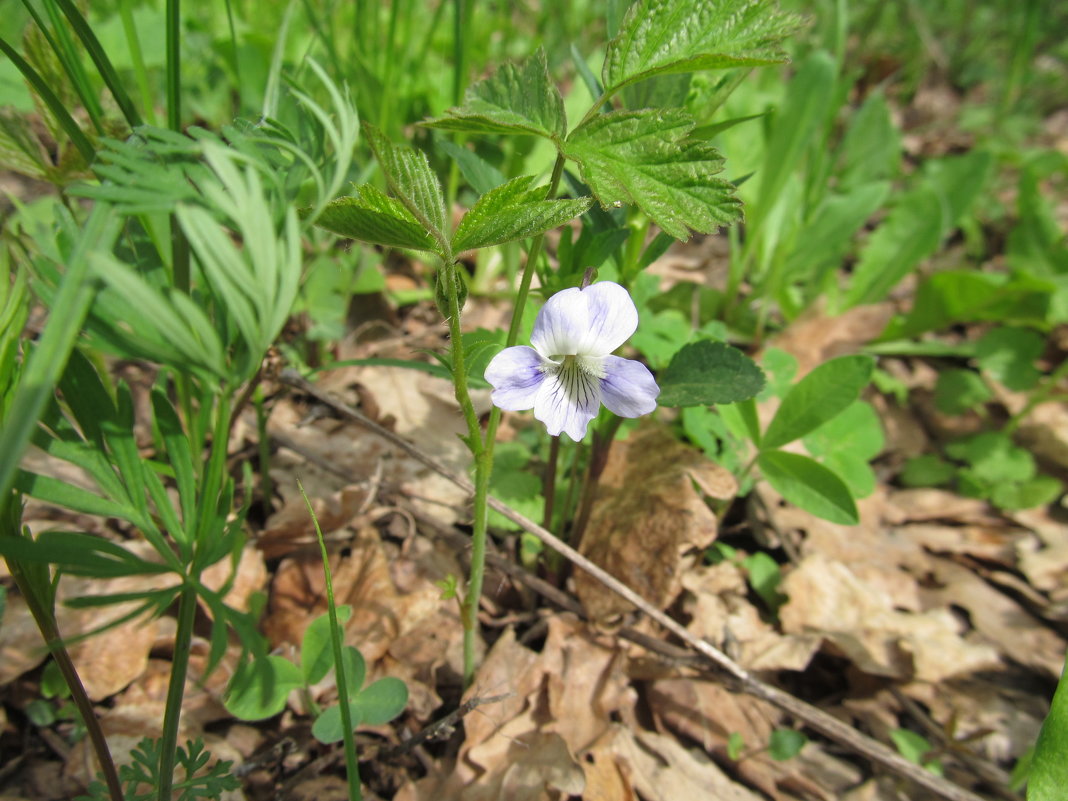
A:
440,257,489,686
456,153,569,671
481,152,568,452
542,435,560,529
299,480,362,801
568,416,623,552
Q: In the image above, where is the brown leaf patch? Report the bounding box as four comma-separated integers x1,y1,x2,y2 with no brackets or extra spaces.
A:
575,426,735,620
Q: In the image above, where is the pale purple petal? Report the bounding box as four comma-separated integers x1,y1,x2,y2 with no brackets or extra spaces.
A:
581,281,639,355
530,286,589,358
533,361,602,441
599,355,660,418
484,346,548,410
530,282,639,358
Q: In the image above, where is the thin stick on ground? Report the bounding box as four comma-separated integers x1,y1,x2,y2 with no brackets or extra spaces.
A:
278,369,993,801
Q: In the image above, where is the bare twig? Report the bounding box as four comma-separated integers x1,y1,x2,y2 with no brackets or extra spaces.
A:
375,693,514,761
278,370,993,801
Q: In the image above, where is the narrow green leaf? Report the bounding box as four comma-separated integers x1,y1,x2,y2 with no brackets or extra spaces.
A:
0,206,117,502
751,51,838,228
762,355,874,449
757,450,858,525
837,89,901,189
151,390,197,532
363,123,448,252
438,140,506,194
602,0,801,98
564,109,742,241
53,0,143,128
783,181,890,284
658,340,766,406
845,188,944,308
0,35,94,165
422,49,565,140
452,175,592,252
56,347,115,447
14,470,133,522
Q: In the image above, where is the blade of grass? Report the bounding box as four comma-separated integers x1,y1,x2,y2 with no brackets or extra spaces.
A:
118,0,156,125
299,480,362,801
28,0,106,134
166,0,181,131
0,204,119,501
53,0,143,128
0,36,95,165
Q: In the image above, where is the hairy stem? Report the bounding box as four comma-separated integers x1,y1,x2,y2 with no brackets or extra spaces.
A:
462,153,569,679
440,259,490,686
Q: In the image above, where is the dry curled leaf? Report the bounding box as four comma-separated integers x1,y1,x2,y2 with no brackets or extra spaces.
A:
575,426,736,621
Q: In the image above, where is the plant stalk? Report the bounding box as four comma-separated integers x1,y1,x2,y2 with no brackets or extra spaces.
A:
2,528,123,801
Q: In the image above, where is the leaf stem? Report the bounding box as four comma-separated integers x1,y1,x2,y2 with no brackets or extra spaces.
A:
299,480,362,801
156,583,197,801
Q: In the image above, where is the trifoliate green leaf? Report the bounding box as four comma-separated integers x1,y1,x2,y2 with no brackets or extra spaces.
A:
314,185,438,252
602,0,801,98
363,123,448,251
423,49,566,140
563,109,742,241
452,175,592,252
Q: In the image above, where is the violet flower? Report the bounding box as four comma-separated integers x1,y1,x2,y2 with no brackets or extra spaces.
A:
485,281,660,441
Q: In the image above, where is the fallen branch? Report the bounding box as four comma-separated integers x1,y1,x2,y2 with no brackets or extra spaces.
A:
279,370,993,801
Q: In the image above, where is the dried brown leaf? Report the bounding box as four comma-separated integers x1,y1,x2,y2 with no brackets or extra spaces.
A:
575,426,735,620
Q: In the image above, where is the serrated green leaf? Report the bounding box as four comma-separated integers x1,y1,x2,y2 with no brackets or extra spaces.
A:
658,340,765,406
564,109,742,241
363,123,448,250
1031,661,1068,800
758,450,858,525
422,49,565,140
602,0,800,98
762,355,874,450
314,185,438,252
452,175,592,252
